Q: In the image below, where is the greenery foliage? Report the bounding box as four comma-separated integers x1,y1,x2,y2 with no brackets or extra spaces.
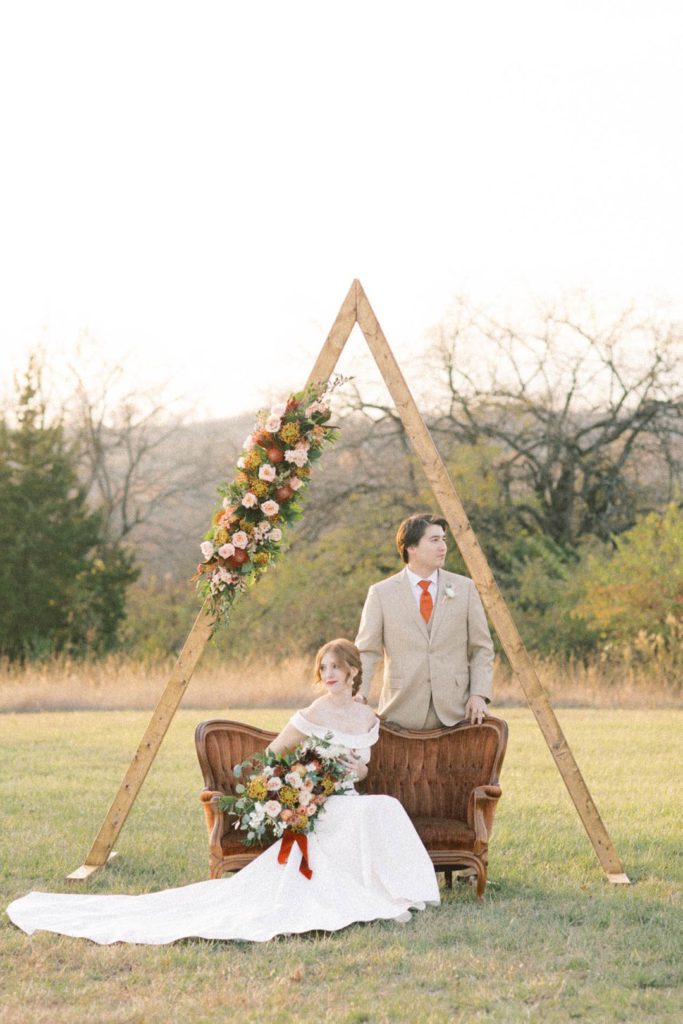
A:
0,359,138,660
573,503,683,668
5,297,681,675
118,441,680,673
193,381,340,629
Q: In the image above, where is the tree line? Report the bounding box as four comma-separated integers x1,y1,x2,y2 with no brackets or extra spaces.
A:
1,300,681,673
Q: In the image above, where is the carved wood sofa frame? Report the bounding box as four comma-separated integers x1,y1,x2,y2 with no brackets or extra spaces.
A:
195,716,507,899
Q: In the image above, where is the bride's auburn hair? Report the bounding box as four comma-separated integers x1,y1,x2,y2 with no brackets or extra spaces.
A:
314,638,363,696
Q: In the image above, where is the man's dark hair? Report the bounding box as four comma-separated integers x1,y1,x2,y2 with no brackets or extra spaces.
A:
396,513,448,563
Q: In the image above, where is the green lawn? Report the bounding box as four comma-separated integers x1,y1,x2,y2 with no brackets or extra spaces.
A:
1,708,681,1024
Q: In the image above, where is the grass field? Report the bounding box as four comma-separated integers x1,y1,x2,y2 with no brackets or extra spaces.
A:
1,652,679,712
1,707,681,1024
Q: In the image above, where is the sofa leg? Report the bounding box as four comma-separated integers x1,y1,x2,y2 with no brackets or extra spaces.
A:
209,855,224,880
444,869,453,889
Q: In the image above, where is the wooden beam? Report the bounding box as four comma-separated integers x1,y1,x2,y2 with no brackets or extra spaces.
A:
66,284,361,880
68,277,628,887
67,603,217,878
354,282,629,884
305,279,359,386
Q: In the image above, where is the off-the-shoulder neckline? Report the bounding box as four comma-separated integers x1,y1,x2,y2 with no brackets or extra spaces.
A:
292,710,379,742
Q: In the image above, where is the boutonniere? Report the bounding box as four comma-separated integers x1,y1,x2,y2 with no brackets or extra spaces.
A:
441,585,455,605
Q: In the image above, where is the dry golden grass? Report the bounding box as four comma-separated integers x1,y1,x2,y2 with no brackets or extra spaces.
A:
0,651,679,713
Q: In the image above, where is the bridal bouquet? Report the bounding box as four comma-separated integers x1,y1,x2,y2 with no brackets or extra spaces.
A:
218,735,355,847
193,377,345,627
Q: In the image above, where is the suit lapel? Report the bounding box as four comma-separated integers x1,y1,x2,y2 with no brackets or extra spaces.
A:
397,569,430,640
429,569,449,641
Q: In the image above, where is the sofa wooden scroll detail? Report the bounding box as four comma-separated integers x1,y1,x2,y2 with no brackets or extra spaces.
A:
195,716,507,898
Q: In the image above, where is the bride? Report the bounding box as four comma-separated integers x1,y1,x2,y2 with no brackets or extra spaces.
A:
7,639,440,944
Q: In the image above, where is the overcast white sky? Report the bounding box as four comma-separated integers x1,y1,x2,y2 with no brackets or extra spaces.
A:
1,1,682,419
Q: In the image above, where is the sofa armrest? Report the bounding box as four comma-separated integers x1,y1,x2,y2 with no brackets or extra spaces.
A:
199,789,228,856
467,784,502,854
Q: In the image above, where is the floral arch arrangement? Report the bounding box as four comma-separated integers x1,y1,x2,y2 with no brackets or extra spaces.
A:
193,378,343,626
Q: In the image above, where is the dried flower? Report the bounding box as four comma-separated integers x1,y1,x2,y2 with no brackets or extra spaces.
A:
279,421,301,445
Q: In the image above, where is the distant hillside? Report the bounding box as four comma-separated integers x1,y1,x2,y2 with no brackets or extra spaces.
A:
122,412,254,581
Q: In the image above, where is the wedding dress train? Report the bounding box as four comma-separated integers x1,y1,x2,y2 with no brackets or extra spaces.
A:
7,714,440,944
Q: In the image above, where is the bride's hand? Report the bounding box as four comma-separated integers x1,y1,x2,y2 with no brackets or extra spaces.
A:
339,751,367,781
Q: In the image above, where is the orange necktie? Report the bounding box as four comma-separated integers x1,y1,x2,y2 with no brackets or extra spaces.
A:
418,580,433,623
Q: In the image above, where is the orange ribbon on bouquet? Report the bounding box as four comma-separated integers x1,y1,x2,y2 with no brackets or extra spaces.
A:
278,830,313,879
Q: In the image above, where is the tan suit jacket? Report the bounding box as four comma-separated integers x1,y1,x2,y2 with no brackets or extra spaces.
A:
355,568,494,730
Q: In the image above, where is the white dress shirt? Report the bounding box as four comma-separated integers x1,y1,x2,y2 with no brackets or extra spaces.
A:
405,568,438,609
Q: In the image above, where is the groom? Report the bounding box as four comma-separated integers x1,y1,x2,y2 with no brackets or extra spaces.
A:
355,513,494,729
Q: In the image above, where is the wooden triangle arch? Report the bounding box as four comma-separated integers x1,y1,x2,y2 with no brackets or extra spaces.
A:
68,279,630,884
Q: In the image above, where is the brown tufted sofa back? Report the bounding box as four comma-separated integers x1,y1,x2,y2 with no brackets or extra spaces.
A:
365,719,506,821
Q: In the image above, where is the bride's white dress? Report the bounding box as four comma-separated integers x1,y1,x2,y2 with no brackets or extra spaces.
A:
7,713,440,944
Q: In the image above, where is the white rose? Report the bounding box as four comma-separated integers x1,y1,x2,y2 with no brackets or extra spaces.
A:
269,528,283,543
266,776,282,791
265,415,281,433
232,531,249,549
236,456,246,469
298,790,312,807
264,800,281,818
258,464,276,482
243,434,256,451
305,401,328,417
285,771,303,789
242,492,258,509
284,449,308,468
200,541,214,561
260,500,280,517
218,543,235,559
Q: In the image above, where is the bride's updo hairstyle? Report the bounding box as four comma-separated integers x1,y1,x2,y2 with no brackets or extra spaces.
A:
314,638,363,696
